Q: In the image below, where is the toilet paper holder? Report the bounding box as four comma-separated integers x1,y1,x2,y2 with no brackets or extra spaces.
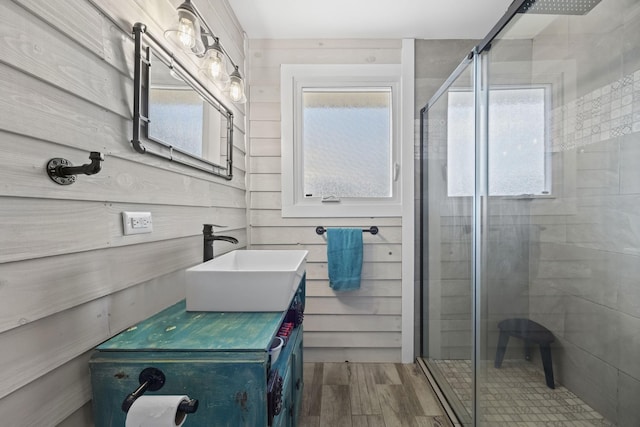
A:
121,367,199,415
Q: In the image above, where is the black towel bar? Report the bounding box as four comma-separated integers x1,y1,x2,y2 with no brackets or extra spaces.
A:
315,226,378,235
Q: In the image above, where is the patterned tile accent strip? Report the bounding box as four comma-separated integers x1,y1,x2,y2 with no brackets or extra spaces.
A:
553,69,640,152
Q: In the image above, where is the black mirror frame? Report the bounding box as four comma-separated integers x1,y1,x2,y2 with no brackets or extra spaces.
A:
131,22,234,180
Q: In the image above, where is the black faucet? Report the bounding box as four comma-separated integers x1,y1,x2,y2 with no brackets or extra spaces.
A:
203,224,239,262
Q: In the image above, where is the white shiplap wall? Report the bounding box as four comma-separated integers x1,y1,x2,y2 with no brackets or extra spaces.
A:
247,39,405,363
0,0,247,425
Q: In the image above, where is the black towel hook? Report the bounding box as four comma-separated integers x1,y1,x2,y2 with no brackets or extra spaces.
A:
47,151,104,185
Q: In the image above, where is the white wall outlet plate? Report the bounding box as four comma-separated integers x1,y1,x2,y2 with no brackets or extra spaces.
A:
122,211,153,235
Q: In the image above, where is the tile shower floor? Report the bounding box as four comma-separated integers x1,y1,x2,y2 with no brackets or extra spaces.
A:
430,359,615,426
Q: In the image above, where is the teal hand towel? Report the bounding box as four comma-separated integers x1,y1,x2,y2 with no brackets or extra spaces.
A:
327,228,363,291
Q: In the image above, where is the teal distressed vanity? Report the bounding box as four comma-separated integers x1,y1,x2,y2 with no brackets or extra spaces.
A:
90,276,305,427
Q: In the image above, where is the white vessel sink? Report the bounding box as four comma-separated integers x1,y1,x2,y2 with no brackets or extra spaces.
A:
185,250,308,312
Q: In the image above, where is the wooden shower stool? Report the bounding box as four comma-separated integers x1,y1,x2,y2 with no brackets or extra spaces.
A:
494,318,555,389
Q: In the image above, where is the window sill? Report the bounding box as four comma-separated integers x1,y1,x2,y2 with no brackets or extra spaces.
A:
497,194,555,200
282,202,402,218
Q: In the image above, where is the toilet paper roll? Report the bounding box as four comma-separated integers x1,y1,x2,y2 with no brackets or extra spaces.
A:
125,395,190,427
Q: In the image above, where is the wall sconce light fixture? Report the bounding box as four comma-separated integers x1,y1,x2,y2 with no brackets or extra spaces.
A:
228,66,245,103
165,0,245,103
164,1,204,54
203,38,229,87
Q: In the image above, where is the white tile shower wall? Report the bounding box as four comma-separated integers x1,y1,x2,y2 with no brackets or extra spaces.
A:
526,2,640,423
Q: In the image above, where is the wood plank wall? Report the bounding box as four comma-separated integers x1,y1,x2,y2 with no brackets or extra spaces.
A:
247,39,404,363
0,0,247,425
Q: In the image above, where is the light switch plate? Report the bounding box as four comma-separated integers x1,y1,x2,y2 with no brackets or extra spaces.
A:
122,211,153,235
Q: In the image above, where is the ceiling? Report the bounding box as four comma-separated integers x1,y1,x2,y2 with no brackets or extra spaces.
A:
226,0,515,40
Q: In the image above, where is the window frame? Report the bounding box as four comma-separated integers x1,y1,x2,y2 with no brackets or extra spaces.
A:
446,83,553,197
281,64,403,217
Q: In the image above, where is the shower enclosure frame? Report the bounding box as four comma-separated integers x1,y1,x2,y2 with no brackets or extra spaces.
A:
420,0,638,423
419,0,552,425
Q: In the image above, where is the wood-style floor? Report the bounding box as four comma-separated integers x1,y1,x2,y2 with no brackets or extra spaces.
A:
299,363,452,427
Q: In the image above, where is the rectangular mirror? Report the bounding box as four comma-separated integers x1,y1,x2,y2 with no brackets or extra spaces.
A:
132,23,234,180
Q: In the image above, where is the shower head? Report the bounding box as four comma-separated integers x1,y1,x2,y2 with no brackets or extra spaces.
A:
517,0,602,15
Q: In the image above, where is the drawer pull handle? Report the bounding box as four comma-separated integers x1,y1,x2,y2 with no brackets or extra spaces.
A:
267,371,284,423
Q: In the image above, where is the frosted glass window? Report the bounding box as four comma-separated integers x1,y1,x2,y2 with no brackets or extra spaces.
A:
447,87,549,196
302,90,392,198
280,63,401,217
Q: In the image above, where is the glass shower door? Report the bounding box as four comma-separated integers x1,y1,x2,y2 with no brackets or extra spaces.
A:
475,0,638,424
421,0,640,425
420,58,475,426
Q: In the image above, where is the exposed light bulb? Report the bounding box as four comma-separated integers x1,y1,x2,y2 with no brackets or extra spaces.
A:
229,79,243,101
177,16,196,49
164,2,203,54
228,66,245,103
204,44,228,82
208,57,222,77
